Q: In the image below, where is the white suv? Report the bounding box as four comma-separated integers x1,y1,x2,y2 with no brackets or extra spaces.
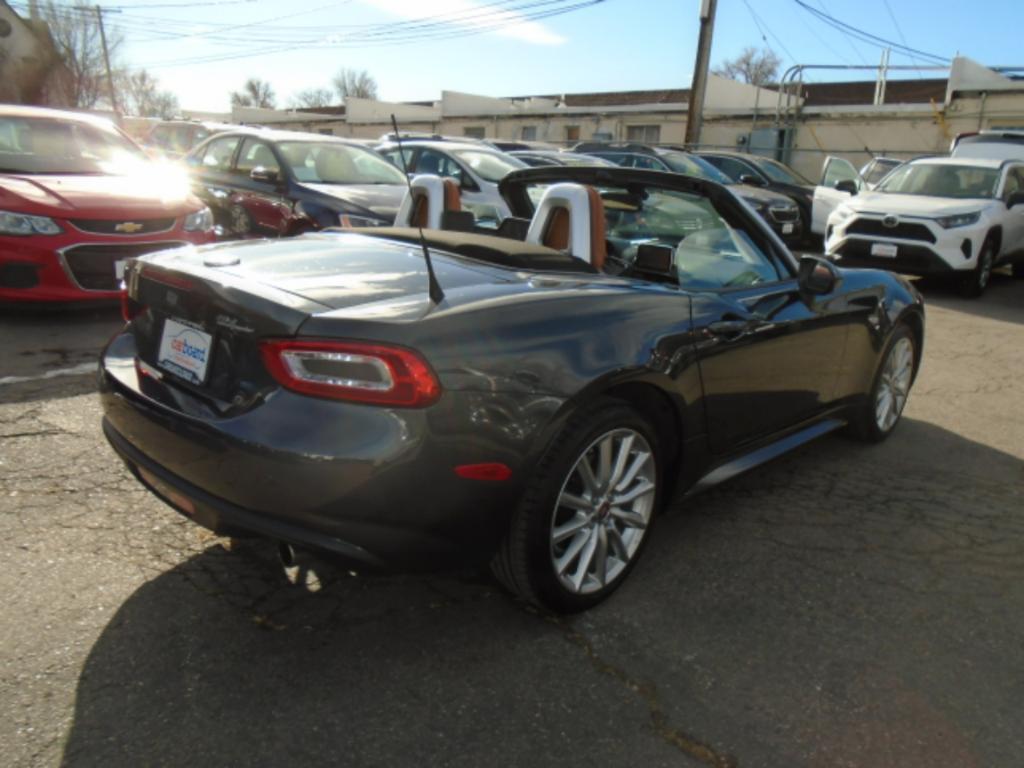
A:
825,157,1024,296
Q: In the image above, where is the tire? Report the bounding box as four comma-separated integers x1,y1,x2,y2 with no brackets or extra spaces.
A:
491,398,662,612
958,237,996,298
848,324,916,443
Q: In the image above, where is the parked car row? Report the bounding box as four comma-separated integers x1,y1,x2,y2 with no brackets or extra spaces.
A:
3,105,1022,306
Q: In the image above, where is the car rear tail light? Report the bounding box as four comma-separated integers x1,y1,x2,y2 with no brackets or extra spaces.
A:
120,287,146,322
259,339,441,407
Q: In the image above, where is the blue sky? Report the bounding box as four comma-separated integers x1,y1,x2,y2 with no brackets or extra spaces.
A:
89,0,1024,112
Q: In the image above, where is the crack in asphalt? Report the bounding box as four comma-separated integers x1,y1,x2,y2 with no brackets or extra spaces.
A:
542,611,738,768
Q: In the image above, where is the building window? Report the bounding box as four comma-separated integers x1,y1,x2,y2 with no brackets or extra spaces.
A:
463,126,486,139
565,125,580,142
626,125,661,144
521,126,537,141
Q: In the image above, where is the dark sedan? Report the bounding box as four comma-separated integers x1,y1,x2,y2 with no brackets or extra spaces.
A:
184,128,407,238
100,166,924,612
697,150,816,240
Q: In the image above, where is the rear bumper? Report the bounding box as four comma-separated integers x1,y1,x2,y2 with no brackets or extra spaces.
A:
99,332,538,570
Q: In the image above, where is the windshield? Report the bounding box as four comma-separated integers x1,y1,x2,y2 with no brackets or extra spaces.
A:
279,141,406,185
752,157,811,185
877,163,1000,199
0,115,147,174
521,181,786,290
451,149,525,183
660,152,733,183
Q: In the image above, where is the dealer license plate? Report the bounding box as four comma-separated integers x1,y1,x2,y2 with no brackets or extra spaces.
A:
870,243,898,258
157,318,213,385
782,223,795,234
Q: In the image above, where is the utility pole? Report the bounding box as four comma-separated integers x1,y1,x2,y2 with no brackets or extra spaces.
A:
684,0,717,147
95,5,118,114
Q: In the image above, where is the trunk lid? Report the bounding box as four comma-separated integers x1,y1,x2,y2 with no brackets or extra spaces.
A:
123,232,511,408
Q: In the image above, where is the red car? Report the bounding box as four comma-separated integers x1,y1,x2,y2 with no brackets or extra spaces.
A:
0,106,216,305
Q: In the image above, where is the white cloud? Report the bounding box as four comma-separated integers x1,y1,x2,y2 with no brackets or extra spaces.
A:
361,0,567,45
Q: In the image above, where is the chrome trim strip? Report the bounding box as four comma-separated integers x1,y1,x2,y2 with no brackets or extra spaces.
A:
67,218,179,237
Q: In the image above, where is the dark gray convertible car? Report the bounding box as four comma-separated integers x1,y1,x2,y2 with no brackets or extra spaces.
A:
100,167,924,611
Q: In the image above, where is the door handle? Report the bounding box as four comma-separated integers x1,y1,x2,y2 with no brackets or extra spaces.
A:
708,319,751,337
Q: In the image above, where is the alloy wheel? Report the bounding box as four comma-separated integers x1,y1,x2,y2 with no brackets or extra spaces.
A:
978,246,993,290
875,336,914,432
549,428,656,595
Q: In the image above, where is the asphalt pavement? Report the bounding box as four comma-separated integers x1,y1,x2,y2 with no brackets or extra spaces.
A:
0,272,1021,768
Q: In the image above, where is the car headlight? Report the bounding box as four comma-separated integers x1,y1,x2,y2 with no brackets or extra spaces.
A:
183,206,214,232
338,214,386,228
0,210,62,236
934,211,981,229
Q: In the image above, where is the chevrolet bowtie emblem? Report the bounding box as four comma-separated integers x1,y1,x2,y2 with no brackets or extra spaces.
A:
114,221,144,233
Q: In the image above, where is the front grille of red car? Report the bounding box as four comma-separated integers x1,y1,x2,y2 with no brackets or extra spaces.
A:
61,242,187,291
69,218,177,236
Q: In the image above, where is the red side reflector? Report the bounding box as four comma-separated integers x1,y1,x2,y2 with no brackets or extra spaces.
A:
137,466,196,516
454,463,513,482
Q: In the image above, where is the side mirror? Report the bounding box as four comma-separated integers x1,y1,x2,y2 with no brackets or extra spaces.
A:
1007,191,1024,208
798,255,841,295
738,174,765,187
834,178,858,195
250,166,279,183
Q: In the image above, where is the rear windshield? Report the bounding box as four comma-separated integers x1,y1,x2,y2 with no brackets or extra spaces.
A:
0,115,147,174
279,141,406,185
878,163,1000,199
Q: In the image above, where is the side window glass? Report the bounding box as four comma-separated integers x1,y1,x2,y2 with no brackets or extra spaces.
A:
630,155,663,171
822,157,859,188
236,139,281,176
1004,167,1023,200
201,136,240,171
416,149,462,182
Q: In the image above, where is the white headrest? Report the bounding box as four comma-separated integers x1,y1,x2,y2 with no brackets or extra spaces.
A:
394,174,447,229
525,182,595,262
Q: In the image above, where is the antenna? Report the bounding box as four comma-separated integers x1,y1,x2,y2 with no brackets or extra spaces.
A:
391,114,445,306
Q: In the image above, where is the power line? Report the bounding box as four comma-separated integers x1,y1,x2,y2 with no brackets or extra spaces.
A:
812,0,869,66
880,0,924,79
739,0,798,66
793,0,948,64
136,0,607,68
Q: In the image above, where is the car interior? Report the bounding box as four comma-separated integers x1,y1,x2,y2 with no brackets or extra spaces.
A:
375,173,787,289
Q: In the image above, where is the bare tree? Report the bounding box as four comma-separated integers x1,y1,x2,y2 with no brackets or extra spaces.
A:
118,70,179,118
712,47,782,86
230,78,276,109
41,1,123,108
288,88,335,110
332,68,378,101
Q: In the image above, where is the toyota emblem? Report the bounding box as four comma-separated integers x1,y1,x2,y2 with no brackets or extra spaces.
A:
882,215,899,228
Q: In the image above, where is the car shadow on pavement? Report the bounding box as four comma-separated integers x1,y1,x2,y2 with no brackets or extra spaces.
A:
912,272,1023,325
60,419,1024,768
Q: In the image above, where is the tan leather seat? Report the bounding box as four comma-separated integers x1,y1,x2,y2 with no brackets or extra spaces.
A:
395,175,463,230
528,183,607,269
